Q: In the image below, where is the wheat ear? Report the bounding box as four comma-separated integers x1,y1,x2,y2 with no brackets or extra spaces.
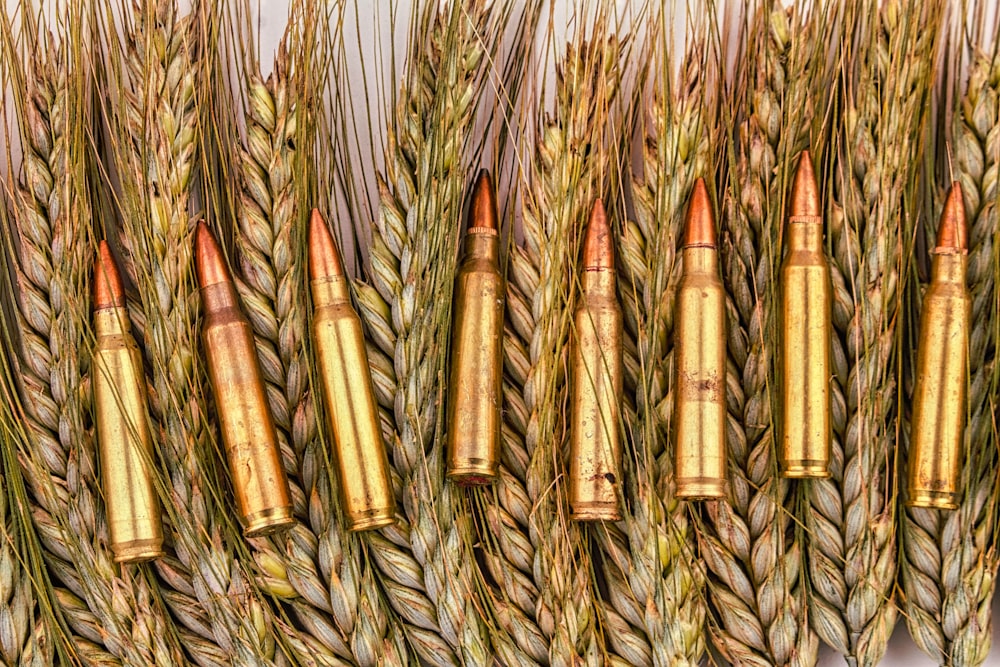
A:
100,1,280,662
231,31,408,665
900,42,1000,666
595,22,710,666
697,5,822,664
806,1,943,663
0,10,186,664
349,1,501,663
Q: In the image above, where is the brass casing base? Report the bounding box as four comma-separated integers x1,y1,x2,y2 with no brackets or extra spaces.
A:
448,459,498,487
906,490,959,510
569,501,621,522
675,478,727,500
113,539,166,564
781,461,832,479
347,509,397,532
244,507,296,538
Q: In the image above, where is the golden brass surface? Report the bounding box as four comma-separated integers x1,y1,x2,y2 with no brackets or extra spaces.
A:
446,231,505,484
201,282,295,536
568,269,623,521
94,307,165,563
779,216,832,478
907,251,969,509
312,276,397,530
673,246,728,499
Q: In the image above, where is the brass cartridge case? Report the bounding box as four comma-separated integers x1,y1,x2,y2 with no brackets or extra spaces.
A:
568,199,623,521
447,170,505,484
93,242,164,563
779,151,832,478
907,184,970,510
196,224,294,537
674,179,727,499
309,210,396,530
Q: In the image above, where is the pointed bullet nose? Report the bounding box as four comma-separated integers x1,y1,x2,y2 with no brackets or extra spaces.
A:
936,182,968,253
791,150,821,218
683,178,716,248
194,221,232,288
468,169,499,234
94,240,126,310
582,198,614,270
309,209,345,281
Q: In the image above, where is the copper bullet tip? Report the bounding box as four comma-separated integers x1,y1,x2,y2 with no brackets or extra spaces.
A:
94,240,126,310
309,208,345,281
683,178,716,248
582,198,614,270
467,169,499,235
194,221,232,288
935,182,968,254
790,150,821,219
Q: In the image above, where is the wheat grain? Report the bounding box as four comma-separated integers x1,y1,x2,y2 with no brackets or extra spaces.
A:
347,1,505,663
806,1,943,663
697,5,823,664
594,18,710,665
1,10,186,664
900,43,1000,667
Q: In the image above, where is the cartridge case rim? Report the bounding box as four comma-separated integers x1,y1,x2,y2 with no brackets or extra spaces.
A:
112,539,166,564
447,461,499,486
906,490,959,510
675,478,727,500
242,506,296,537
570,502,622,522
781,462,831,479
347,510,397,532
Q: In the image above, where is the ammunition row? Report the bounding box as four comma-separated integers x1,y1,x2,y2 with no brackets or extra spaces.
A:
95,157,969,563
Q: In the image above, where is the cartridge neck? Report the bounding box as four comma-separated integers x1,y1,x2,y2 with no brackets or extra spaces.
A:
682,246,719,274
581,268,616,295
930,252,967,285
462,232,499,262
311,276,351,306
200,281,241,314
94,306,131,337
786,217,824,252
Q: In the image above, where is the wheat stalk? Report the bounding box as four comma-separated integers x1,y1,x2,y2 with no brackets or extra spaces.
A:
98,1,283,662
806,1,943,663
593,17,710,665
476,23,623,664
900,42,1000,666
697,5,823,664
347,1,505,663
0,9,187,664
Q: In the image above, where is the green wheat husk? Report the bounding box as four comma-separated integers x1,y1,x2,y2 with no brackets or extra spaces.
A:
225,10,408,663
346,1,508,663
697,4,827,664
1,5,187,664
97,1,280,662
593,9,710,665
899,36,1000,667
482,19,624,665
806,0,944,663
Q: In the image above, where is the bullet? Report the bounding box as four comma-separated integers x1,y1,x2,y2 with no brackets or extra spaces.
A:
907,183,970,509
93,241,165,563
309,210,396,530
195,223,294,536
568,198,623,521
446,170,505,485
673,179,728,499
779,151,832,478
